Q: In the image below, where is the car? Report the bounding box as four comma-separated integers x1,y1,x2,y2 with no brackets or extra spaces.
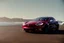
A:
22,17,59,33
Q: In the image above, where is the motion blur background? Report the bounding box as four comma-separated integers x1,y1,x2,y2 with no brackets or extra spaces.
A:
0,0,64,21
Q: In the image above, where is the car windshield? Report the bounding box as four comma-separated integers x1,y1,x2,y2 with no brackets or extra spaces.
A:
34,17,55,21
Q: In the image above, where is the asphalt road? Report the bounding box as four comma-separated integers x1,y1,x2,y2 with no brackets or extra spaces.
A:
0,25,64,43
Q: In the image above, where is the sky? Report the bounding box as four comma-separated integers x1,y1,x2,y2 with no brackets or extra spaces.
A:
0,0,64,21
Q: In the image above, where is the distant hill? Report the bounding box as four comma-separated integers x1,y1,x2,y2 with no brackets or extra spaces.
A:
0,17,32,22
0,17,63,23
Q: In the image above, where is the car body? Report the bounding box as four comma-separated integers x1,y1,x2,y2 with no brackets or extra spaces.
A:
22,17,59,33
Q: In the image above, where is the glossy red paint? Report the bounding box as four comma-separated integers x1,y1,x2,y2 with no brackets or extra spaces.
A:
22,20,47,29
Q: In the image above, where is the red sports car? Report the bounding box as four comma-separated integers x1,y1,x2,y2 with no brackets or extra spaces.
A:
22,17,59,33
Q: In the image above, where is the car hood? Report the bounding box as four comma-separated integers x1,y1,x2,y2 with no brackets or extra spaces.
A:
26,21,42,25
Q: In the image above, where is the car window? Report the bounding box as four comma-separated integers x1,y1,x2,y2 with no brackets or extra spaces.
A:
34,17,55,21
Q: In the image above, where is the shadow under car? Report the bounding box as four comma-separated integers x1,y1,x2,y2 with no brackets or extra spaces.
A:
30,30,64,34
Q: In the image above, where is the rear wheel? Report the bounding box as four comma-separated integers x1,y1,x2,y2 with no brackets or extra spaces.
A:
55,24,59,31
49,24,59,31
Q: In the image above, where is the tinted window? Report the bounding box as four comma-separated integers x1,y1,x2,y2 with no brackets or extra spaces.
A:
34,17,55,21
49,17,55,20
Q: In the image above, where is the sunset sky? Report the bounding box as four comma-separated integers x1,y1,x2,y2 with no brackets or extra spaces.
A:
0,0,64,20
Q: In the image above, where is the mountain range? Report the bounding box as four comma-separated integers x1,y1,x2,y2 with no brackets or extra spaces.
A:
0,17,32,22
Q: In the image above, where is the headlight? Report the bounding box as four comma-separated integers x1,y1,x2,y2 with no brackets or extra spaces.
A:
39,23,43,25
36,22,43,25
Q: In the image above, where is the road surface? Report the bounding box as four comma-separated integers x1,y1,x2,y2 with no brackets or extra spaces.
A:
0,25,64,43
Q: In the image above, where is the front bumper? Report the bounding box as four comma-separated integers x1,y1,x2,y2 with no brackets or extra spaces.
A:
22,25,44,30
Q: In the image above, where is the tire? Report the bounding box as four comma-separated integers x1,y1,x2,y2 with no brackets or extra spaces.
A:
49,24,59,31
55,24,59,31
42,24,49,33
